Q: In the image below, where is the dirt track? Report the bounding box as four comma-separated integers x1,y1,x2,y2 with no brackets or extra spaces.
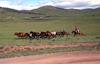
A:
0,42,100,54
0,50,100,64
0,42,100,64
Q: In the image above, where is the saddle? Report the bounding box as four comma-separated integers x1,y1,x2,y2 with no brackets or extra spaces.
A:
75,30,79,34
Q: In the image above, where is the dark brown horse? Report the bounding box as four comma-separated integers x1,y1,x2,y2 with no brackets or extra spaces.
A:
25,33,33,39
72,31,84,37
29,31,41,39
56,31,64,37
41,31,51,38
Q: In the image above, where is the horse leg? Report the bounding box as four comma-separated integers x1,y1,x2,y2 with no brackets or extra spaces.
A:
23,36,24,39
18,36,20,39
79,34,80,37
34,36,36,39
66,34,68,37
41,35,44,38
54,35,56,37
74,34,76,37
81,33,84,36
53,34,56,38
23,35,25,39
62,34,64,37
52,35,54,38
74,33,76,37
37,35,40,39
49,35,51,38
66,33,70,36
28,35,33,39
17,35,20,39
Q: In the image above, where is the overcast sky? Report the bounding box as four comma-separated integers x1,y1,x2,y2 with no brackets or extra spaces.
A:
0,0,100,10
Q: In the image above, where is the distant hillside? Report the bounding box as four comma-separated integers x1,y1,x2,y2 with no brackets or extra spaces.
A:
30,5,80,16
30,5,100,17
0,7,46,20
0,7,46,15
32,5,79,12
0,6,100,19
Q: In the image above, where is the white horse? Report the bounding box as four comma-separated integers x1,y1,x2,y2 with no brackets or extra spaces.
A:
51,31,56,37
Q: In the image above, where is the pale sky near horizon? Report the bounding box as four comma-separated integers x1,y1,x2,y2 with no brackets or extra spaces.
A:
0,0,100,10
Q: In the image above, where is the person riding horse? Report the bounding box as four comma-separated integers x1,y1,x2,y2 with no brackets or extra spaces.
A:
63,28,66,34
75,26,79,35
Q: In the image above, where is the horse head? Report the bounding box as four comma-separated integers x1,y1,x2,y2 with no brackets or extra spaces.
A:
72,31,75,34
14,32,18,35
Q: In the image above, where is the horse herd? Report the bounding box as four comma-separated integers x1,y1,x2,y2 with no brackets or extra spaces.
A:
14,31,84,39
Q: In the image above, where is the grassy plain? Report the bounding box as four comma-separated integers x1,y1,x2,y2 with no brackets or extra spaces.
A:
0,6,100,58
0,16,100,47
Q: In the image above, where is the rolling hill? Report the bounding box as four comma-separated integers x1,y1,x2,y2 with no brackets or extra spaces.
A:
0,5,100,20
30,5,100,17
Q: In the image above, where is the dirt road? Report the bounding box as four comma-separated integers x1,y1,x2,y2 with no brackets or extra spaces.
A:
0,42,100,54
0,50,100,64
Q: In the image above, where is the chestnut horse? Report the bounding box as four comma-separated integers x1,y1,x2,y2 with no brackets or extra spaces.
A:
56,31,70,37
72,31,84,37
64,32,70,36
14,32,26,39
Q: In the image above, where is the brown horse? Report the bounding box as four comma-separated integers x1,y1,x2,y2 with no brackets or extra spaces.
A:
64,32,70,36
56,31,64,37
56,31,70,37
29,31,41,39
72,31,84,37
41,31,51,38
14,32,26,39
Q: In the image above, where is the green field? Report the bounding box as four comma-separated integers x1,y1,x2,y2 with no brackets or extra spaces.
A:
0,16,100,47
0,7,100,58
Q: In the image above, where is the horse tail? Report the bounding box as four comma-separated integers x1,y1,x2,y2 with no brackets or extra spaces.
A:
68,32,70,35
81,32,84,36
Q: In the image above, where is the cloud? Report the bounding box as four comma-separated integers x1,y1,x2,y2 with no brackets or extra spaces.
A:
0,0,51,10
0,0,100,10
52,0,100,9
0,1,27,10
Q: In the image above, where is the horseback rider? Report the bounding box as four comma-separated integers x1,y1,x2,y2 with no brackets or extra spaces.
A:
75,26,79,34
63,28,66,34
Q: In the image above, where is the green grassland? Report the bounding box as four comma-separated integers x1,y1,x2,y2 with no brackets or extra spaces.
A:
0,16,100,47
0,7,100,58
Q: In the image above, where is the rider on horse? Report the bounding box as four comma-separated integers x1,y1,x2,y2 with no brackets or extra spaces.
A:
75,26,79,34
63,28,66,34
72,26,84,37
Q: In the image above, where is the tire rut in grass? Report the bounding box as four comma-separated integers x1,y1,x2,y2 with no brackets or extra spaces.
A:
0,42,100,54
